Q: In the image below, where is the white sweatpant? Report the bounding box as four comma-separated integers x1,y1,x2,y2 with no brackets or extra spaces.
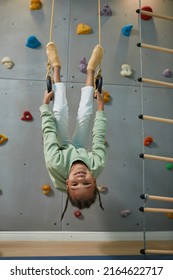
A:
53,83,94,148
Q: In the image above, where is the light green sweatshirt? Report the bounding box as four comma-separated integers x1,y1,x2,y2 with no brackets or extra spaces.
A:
40,104,107,192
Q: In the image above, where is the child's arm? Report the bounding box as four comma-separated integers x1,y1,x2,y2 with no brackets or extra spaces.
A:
40,91,60,162
92,91,107,168
95,90,104,111
43,90,54,105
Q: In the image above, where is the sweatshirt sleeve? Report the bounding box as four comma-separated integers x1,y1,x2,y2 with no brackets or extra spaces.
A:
39,104,61,162
92,110,107,166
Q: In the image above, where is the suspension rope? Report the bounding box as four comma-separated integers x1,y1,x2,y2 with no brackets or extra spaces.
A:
46,0,55,80
49,0,55,42
98,0,101,72
98,0,101,45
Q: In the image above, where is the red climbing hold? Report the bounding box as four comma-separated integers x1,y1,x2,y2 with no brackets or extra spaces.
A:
141,6,153,20
21,111,33,121
144,136,153,146
74,210,82,218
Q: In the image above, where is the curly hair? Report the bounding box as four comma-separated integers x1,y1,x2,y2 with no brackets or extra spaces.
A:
60,187,104,221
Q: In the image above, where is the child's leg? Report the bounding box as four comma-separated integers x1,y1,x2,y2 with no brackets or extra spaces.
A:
52,67,69,147
71,70,95,148
46,42,69,147
71,45,104,148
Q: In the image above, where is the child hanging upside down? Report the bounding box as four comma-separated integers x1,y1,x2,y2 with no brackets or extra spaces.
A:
40,42,107,220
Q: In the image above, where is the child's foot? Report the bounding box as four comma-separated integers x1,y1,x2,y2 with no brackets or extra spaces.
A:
46,42,61,68
87,44,104,71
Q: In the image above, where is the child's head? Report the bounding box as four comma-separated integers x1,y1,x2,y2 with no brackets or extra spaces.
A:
60,161,104,220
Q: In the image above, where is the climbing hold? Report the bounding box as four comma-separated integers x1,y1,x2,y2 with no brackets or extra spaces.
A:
100,4,112,16
120,64,133,77
144,136,153,146
21,111,33,121
166,212,173,219
30,0,42,10
141,6,153,20
42,185,51,195
1,57,15,69
74,210,82,218
79,57,87,74
162,68,172,77
120,209,131,217
166,163,173,170
76,23,92,34
97,185,108,193
121,24,133,37
26,35,41,48
0,134,8,145
103,91,111,103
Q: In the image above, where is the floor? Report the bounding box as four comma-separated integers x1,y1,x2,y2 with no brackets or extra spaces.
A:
0,241,173,257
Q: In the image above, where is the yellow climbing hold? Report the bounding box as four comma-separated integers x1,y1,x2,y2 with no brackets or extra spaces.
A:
30,0,42,10
76,23,92,34
103,91,111,103
0,134,8,145
166,212,173,219
42,184,51,195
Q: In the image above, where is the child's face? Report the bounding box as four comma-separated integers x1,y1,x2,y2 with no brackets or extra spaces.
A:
66,164,96,200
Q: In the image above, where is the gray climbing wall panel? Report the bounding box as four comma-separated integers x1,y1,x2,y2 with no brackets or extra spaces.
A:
0,0,173,234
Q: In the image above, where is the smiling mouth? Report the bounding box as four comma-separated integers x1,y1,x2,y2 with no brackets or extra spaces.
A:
74,172,86,178
75,172,85,175
74,170,86,174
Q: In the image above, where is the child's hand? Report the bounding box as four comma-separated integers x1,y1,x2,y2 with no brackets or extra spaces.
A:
43,90,54,104
95,90,104,111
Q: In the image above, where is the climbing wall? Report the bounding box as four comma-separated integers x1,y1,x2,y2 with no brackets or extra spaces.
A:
0,0,173,235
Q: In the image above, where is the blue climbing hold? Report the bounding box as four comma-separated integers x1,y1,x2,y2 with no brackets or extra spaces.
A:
121,24,133,37
26,35,41,48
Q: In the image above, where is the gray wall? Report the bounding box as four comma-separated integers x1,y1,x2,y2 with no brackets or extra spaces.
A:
0,0,173,232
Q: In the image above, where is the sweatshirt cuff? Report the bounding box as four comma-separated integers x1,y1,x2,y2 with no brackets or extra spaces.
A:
39,104,49,114
96,110,106,118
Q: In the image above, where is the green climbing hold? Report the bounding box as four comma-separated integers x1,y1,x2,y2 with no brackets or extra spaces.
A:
166,163,173,170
